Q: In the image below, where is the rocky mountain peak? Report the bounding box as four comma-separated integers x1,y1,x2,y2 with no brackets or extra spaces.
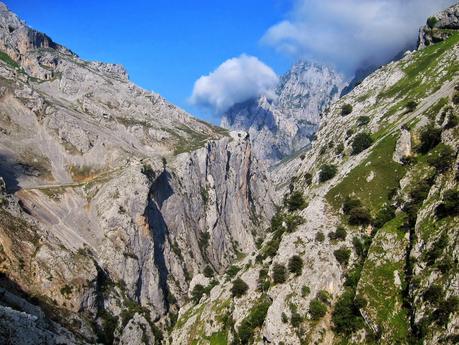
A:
221,60,345,162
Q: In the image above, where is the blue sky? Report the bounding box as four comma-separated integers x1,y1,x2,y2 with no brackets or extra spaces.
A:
5,0,293,121
5,0,456,122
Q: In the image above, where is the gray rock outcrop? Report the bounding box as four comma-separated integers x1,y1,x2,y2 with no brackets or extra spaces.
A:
418,3,459,48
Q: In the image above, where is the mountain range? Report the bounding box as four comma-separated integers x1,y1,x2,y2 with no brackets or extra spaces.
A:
0,2,458,345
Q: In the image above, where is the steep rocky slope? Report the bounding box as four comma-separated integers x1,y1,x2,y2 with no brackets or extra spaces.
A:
221,61,345,163
172,4,459,344
0,3,274,344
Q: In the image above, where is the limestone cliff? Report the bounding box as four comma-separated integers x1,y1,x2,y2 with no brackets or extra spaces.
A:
0,2,274,343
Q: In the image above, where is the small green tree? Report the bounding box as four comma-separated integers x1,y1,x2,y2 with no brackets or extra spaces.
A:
191,284,205,303
309,298,327,320
319,164,337,182
332,289,364,334
203,265,214,278
285,191,307,212
272,263,287,284
405,100,418,112
226,265,240,278
329,226,347,241
316,231,325,242
288,255,304,276
301,285,311,297
341,104,353,116
417,125,441,153
356,116,370,126
335,143,345,155
334,247,351,266
231,278,249,298
342,197,362,214
304,173,313,185
436,190,459,218
427,16,438,28
427,145,455,172
351,132,373,155
423,284,443,304
348,207,372,225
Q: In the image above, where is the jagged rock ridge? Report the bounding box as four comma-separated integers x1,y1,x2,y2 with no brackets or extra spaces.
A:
221,61,345,163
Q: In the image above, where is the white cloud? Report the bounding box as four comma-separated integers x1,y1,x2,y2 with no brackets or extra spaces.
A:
189,54,278,113
261,0,456,73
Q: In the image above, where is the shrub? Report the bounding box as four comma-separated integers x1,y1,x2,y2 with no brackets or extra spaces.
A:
281,312,288,323
346,129,354,138
315,231,325,242
335,143,345,155
351,132,373,155
342,197,362,214
445,114,458,129
427,233,448,265
288,255,304,276
423,284,443,304
238,296,272,343
304,173,313,185
318,290,331,304
191,284,205,303
285,213,305,232
262,237,281,258
334,247,351,266
348,207,372,225
199,232,210,248
301,285,311,297
357,116,370,126
344,264,363,289
285,191,307,212
417,125,441,153
272,264,287,284
270,212,285,232
453,93,459,105
427,145,455,172
203,265,214,278
290,311,302,327
309,298,327,320
436,190,459,218
329,226,347,241
433,297,459,326
373,204,396,228
231,278,249,298
427,16,438,28
352,236,370,259
319,164,337,182
405,100,418,112
332,289,364,334
341,104,353,116
226,265,240,279
257,269,270,292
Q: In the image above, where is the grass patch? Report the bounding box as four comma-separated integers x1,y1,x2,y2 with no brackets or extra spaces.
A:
0,50,20,69
358,214,410,343
380,33,459,115
326,134,406,214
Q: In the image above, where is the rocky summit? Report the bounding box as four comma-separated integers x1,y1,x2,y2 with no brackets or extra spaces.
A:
221,61,345,163
0,2,459,345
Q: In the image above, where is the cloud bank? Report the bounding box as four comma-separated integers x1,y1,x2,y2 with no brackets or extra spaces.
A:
262,0,456,73
189,54,278,113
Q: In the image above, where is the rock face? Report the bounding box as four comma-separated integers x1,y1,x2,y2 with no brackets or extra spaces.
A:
418,3,459,48
221,61,345,163
0,2,274,344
